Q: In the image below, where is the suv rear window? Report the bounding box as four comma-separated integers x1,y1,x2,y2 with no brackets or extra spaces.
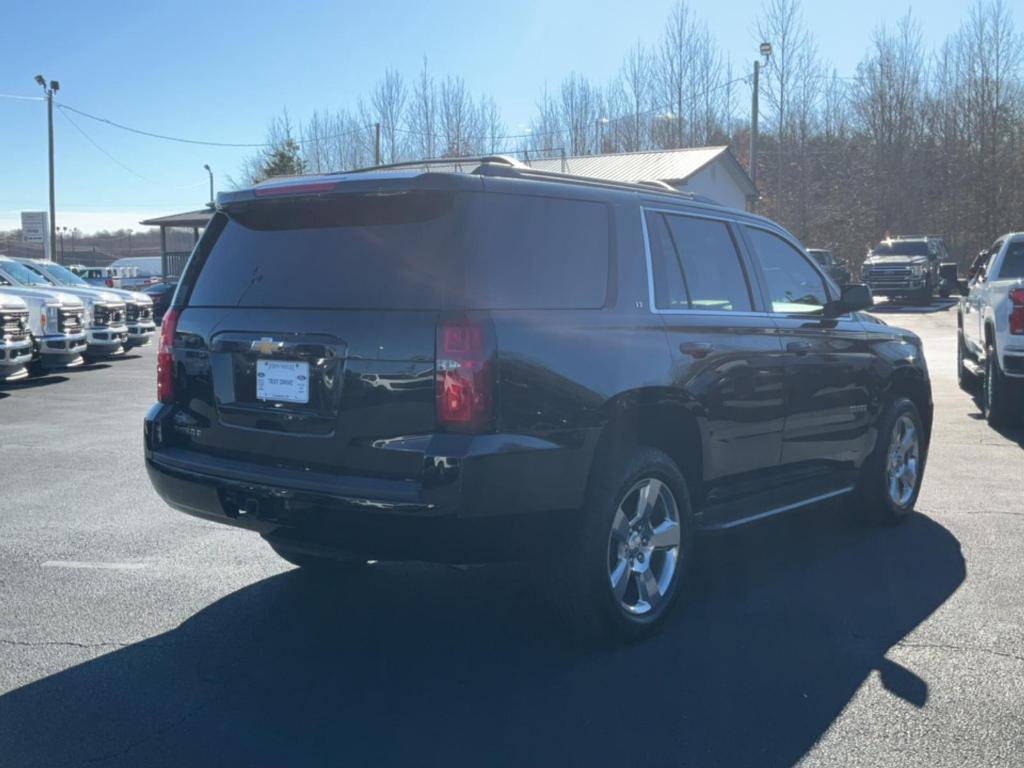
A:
186,191,609,310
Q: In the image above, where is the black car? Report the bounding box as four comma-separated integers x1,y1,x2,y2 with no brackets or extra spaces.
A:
145,158,933,640
143,281,176,322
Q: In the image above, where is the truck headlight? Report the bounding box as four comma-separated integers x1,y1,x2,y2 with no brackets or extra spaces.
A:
44,304,59,330
910,265,927,277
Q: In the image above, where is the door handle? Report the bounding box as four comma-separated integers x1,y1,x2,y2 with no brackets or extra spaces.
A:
679,341,714,359
786,341,813,355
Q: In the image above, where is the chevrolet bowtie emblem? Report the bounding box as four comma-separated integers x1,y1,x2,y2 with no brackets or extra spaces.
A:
251,337,284,354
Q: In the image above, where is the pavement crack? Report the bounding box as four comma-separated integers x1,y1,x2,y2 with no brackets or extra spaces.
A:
893,639,1024,664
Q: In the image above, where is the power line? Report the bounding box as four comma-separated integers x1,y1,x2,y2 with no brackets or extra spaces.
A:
57,102,269,147
0,93,44,101
57,102,371,149
58,107,208,190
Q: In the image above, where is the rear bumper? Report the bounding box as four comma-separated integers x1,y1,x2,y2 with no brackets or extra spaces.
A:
1003,346,1024,377
143,404,594,562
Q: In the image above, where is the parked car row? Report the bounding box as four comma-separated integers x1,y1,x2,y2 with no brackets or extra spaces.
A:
957,232,1024,426
0,255,157,384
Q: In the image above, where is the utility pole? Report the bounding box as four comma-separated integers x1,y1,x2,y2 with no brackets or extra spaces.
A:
35,75,59,262
595,117,608,155
750,60,759,191
374,123,382,166
750,44,772,212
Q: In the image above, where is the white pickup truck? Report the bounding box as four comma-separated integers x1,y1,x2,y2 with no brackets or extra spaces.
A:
958,232,1024,426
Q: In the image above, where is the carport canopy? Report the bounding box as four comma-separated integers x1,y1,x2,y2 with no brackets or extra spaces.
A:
138,209,213,279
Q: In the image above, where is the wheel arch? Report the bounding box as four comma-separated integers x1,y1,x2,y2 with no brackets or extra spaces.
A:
886,369,933,442
587,388,704,507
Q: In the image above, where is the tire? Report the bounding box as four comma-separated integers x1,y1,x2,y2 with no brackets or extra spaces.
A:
983,345,1020,428
939,288,950,299
957,330,979,392
266,539,366,572
916,283,932,306
561,447,695,643
857,398,927,525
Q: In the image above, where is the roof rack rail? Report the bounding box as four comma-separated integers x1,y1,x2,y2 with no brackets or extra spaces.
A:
890,234,944,240
343,155,525,174
310,155,726,207
635,180,677,192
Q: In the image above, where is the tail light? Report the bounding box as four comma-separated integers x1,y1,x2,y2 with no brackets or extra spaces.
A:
1010,288,1024,336
435,314,496,433
157,308,179,403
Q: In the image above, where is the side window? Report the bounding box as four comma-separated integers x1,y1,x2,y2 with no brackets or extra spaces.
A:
746,228,829,314
663,214,752,312
645,213,688,310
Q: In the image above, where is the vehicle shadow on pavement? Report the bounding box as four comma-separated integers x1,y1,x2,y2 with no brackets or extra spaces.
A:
0,510,964,768
0,375,70,399
965,393,1024,448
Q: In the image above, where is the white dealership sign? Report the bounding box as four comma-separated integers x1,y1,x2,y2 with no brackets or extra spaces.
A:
20,211,51,260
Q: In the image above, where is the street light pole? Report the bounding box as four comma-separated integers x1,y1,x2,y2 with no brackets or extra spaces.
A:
35,75,60,262
203,164,214,205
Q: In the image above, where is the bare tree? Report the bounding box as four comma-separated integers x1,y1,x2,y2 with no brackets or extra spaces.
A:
409,58,438,160
368,68,408,164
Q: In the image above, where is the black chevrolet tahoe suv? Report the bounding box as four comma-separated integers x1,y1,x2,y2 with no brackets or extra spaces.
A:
145,157,933,640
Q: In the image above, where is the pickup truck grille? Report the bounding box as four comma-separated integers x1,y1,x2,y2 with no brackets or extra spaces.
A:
1,309,30,342
125,303,152,323
863,266,915,287
93,304,126,327
58,308,85,334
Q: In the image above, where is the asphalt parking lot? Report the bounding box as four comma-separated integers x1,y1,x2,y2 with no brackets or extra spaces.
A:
1,301,1022,768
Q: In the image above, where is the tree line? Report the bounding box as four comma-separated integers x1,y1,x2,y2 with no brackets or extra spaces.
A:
240,0,1024,270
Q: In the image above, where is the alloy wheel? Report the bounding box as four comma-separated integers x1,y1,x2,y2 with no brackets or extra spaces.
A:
886,414,920,508
606,477,682,617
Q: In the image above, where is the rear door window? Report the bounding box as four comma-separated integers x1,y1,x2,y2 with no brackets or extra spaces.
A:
186,191,609,310
645,211,752,312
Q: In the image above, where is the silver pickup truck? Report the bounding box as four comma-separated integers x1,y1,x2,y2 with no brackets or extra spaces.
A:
0,293,33,382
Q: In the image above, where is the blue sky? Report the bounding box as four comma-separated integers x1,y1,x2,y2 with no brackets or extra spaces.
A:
0,0,984,233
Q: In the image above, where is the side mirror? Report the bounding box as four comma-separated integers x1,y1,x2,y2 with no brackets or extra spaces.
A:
826,284,873,316
958,280,971,297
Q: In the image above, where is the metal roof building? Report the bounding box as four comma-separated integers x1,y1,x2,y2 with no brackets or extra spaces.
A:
525,147,756,210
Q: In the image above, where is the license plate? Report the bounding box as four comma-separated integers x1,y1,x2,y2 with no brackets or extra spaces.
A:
256,359,310,404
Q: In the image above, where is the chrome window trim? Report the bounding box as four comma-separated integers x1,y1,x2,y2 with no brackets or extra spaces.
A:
639,205,770,317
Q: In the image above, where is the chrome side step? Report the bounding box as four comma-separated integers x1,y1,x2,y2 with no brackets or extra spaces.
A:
698,486,856,532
